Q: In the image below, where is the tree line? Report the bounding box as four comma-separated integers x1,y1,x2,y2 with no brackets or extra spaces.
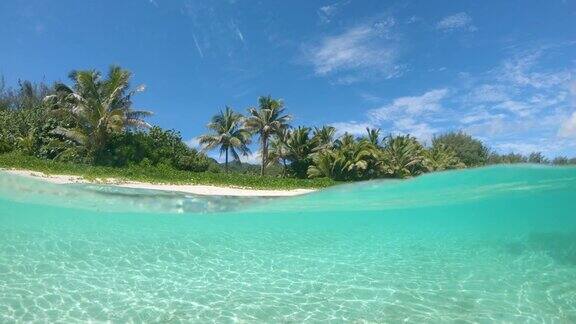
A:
1,66,574,182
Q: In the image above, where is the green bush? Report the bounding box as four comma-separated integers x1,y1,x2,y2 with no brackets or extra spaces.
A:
0,152,334,189
98,127,215,172
432,131,489,167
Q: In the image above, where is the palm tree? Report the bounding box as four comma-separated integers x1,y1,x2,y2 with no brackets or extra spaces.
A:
284,126,316,178
245,95,291,175
424,144,464,171
199,106,251,172
268,128,291,177
365,127,381,147
307,150,345,180
380,135,426,178
334,132,356,149
312,125,336,151
308,134,379,181
43,66,151,162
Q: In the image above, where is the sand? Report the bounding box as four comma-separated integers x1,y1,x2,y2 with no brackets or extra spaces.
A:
1,169,315,197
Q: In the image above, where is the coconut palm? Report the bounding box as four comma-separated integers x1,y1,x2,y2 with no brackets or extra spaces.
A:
312,125,336,151
283,126,317,178
380,135,426,178
285,127,315,160
43,66,151,161
308,136,379,181
307,150,345,180
334,132,356,149
365,127,381,147
199,106,251,172
245,95,291,175
268,128,291,176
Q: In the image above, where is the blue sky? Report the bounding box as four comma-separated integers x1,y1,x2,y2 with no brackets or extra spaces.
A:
1,0,575,161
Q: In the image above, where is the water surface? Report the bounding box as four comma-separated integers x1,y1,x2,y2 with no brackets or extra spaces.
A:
1,166,575,322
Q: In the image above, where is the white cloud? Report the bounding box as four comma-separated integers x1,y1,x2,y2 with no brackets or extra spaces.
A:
499,50,572,89
205,150,259,164
305,20,403,82
318,1,348,24
495,142,542,155
331,121,375,136
436,12,476,32
185,137,201,149
464,116,509,137
494,100,532,117
148,0,158,7
359,92,383,103
240,152,261,165
330,89,449,142
392,118,438,143
567,82,576,135
406,16,419,24
457,44,576,156
327,44,575,155
460,109,506,124
559,112,576,138
369,88,448,122
466,84,510,103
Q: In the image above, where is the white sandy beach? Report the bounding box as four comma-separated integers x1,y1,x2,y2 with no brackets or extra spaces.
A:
1,169,315,197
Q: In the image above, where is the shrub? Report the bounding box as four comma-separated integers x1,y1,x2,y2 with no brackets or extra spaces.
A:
432,131,489,167
380,135,427,178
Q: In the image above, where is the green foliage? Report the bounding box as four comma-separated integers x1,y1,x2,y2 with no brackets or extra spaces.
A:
487,152,527,164
424,144,465,171
365,127,381,147
98,127,213,172
43,66,152,161
307,150,346,180
433,131,489,166
3,70,575,188
528,152,548,164
284,127,317,178
308,136,379,181
380,135,427,178
245,95,291,175
0,79,74,159
224,161,283,176
0,152,333,189
268,128,291,176
199,106,251,171
174,153,213,172
312,126,336,150
0,132,13,154
552,156,570,165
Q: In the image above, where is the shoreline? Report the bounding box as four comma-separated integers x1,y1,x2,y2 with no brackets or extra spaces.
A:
0,169,315,197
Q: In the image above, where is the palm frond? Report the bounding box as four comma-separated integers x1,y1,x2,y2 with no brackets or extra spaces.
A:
52,126,88,145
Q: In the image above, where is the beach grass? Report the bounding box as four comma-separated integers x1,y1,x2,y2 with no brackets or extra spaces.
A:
0,152,336,190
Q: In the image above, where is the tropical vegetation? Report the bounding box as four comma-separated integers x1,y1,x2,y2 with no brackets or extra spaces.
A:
245,95,291,175
1,66,575,189
198,106,251,172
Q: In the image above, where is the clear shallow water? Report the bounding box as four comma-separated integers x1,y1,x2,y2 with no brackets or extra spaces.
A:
0,166,575,322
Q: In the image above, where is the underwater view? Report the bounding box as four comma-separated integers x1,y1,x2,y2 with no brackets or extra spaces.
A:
1,166,575,322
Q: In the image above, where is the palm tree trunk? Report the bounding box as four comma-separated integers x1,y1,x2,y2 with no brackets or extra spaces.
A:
225,148,229,172
260,135,267,176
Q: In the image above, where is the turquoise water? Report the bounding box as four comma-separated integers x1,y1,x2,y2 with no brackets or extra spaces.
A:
1,166,575,322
